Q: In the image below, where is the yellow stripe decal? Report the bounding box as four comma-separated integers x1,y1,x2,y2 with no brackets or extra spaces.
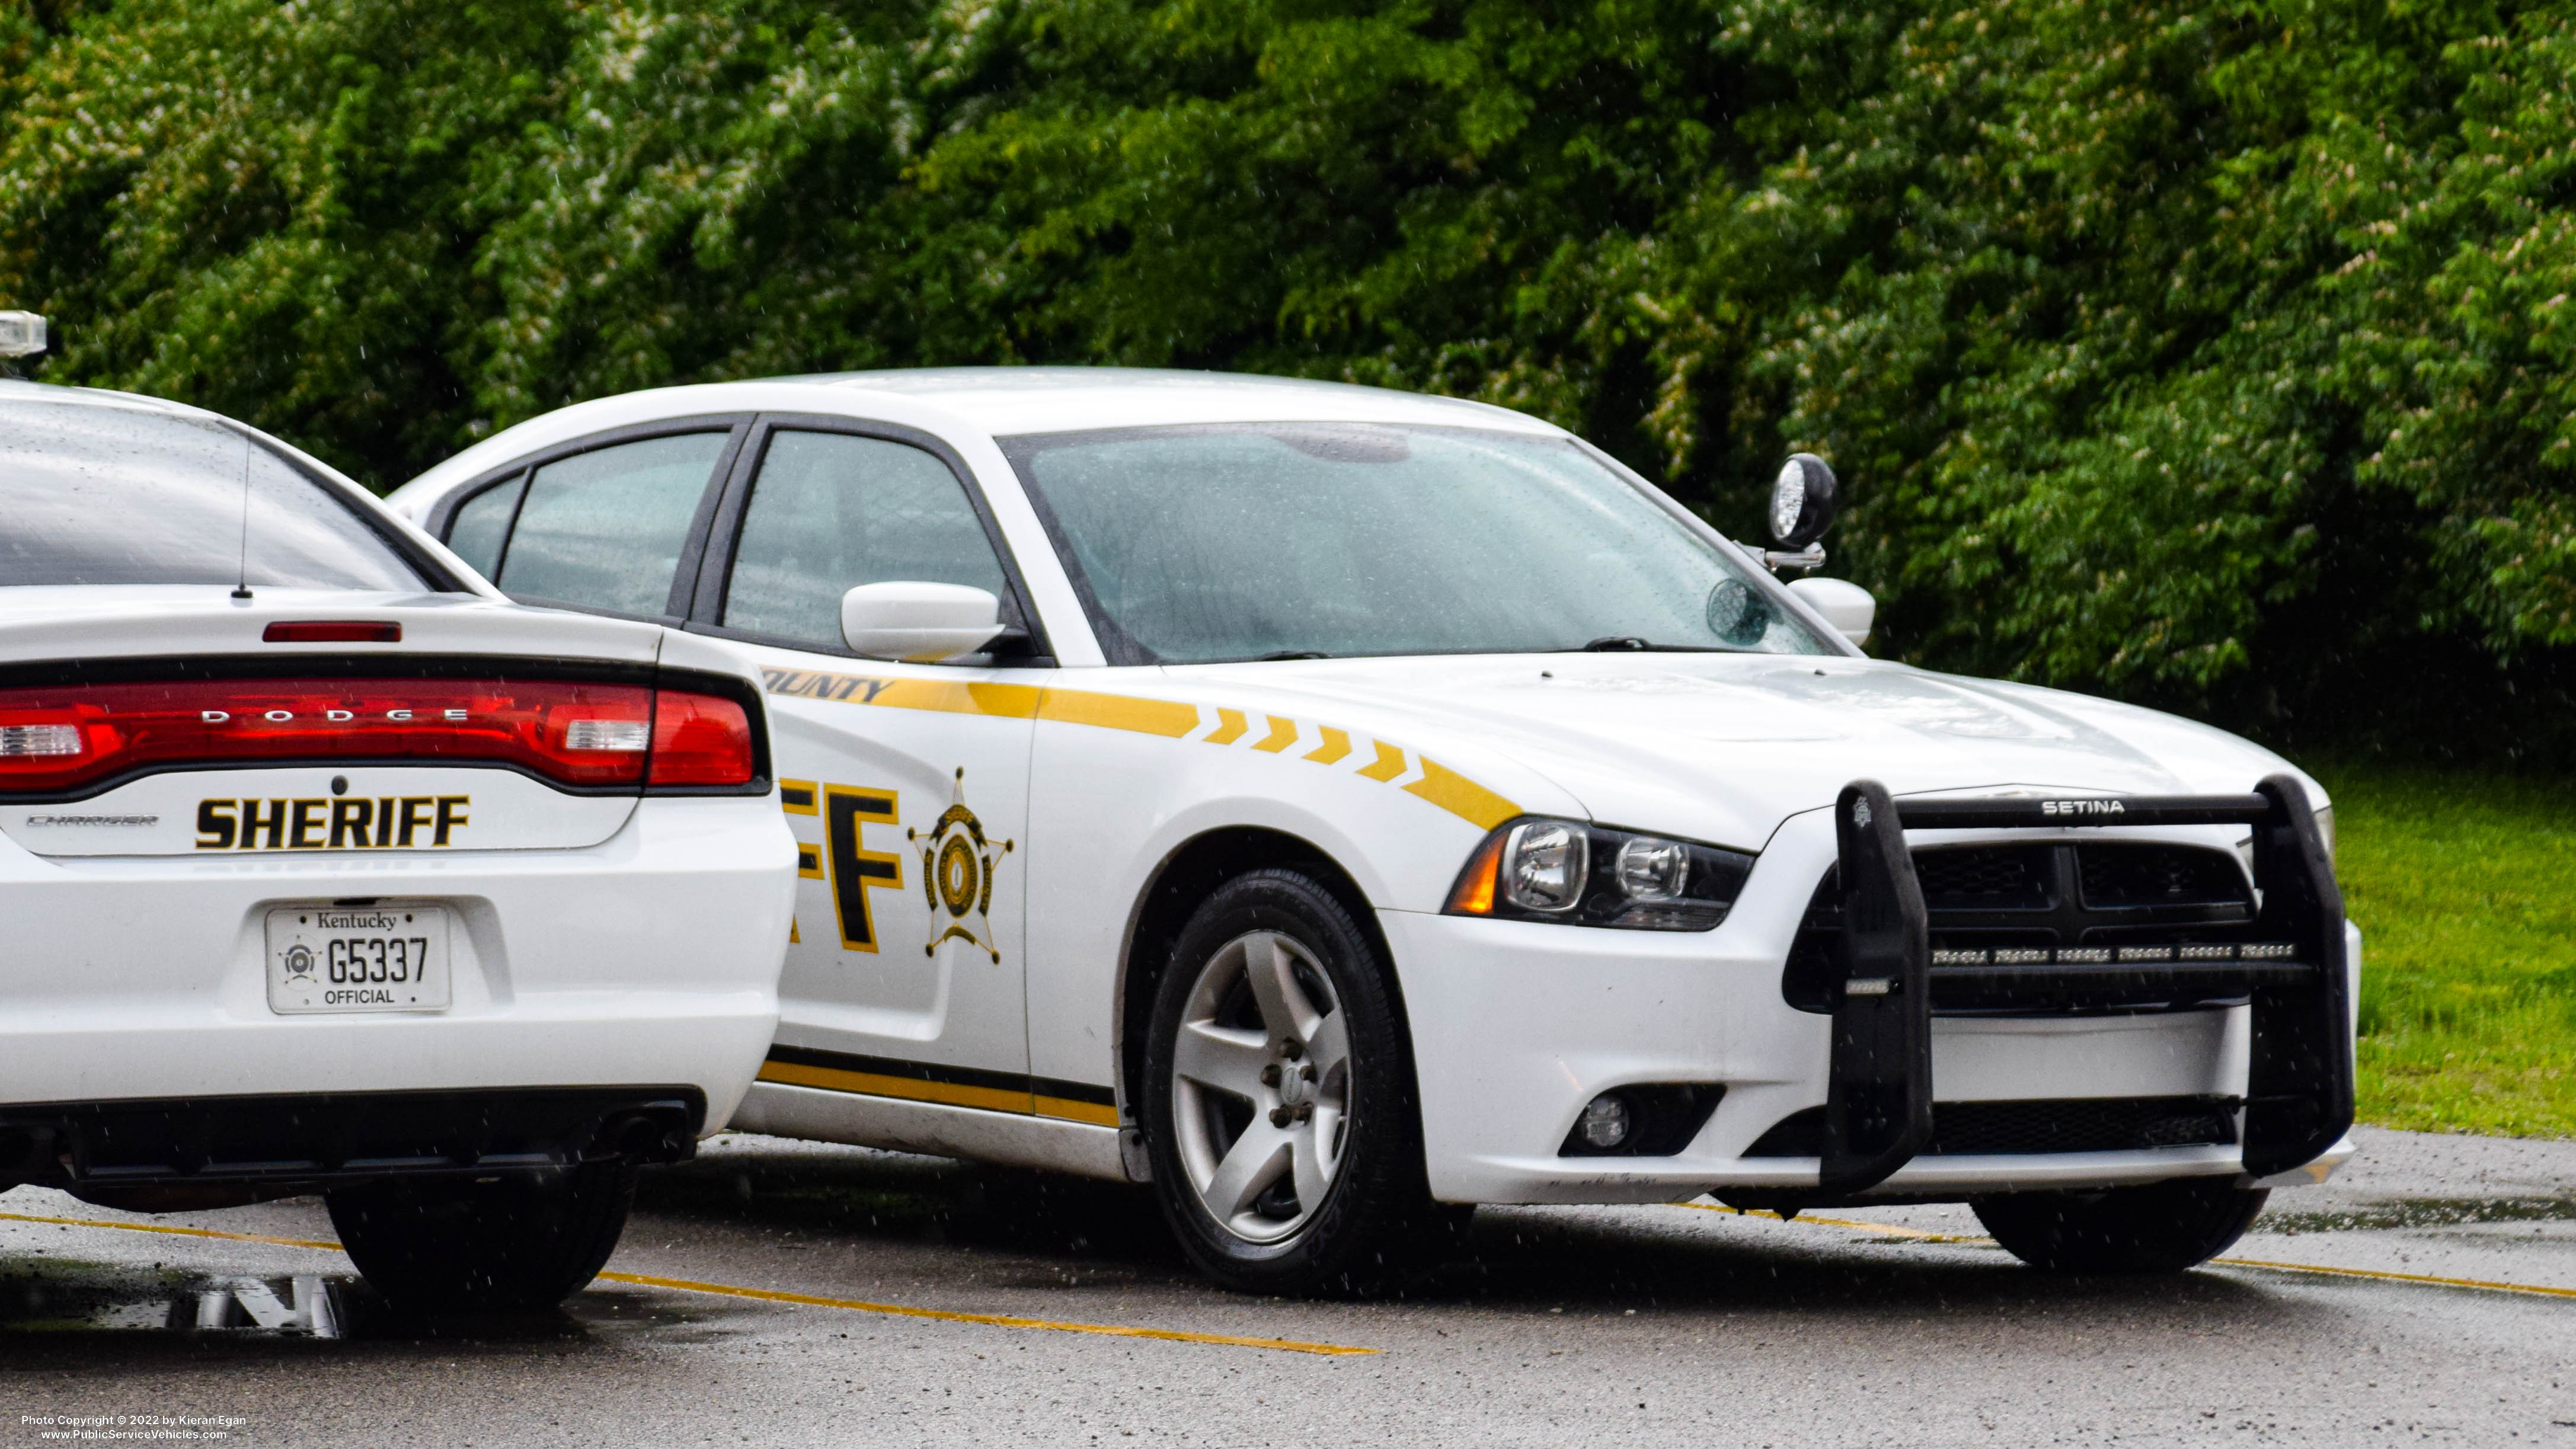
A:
1033,1095,1124,1128
1403,758,1522,830
779,779,819,816
1252,715,1301,753
0,1210,1373,1355
765,669,1516,827
765,669,1041,719
1357,740,1410,782
595,1272,1378,1355
759,1059,1033,1115
1037,688,1200,737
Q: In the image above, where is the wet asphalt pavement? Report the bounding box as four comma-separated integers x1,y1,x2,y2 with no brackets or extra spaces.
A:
1,1126,2570,1447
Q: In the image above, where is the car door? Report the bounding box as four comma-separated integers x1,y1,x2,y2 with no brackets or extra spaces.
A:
689,417,1046,1107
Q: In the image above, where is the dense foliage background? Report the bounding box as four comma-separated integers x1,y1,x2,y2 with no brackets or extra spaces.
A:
7,0,2576,757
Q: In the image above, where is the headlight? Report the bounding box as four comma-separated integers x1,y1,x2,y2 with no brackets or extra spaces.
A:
2315,805,2335,866
1445,818,1756,931
1503,820,1588,911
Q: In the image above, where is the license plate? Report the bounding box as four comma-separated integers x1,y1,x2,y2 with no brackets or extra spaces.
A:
266,904,451,1013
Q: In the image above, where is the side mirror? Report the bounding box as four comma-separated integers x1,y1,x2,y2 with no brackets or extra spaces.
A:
1769,453,1839,549
1787,576,1875,648
840,581,1003,662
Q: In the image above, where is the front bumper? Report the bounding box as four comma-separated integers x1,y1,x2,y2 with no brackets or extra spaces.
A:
0,795,794,1131
1382,801,2362,1206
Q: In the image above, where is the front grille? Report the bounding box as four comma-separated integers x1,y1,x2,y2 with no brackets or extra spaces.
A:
2078,843,2252,909
1915,845,2052,908
1741,1095,2240,1158
1786,841,2261,1013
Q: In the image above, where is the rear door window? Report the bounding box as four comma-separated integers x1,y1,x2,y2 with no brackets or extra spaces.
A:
485,433,730,618
441,475,523,580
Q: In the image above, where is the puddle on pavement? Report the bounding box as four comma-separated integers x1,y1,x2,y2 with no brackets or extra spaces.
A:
0,1259,695,1343
2,1262,405,1340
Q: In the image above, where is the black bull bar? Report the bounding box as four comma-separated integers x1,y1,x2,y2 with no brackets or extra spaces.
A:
1820,774,2353,1196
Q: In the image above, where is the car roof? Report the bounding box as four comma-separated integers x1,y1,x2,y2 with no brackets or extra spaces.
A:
390,367,1569,513
783,367,1562,439
0,377,226,420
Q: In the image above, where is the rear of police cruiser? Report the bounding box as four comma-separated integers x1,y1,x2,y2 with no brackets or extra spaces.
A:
0,366,795,1310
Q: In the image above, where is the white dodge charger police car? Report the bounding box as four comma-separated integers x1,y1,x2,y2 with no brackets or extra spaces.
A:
0,361,796,1310
390,367,2357,1294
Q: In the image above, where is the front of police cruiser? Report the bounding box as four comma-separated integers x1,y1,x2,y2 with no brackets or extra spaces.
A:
0,378,795,1311
967,388,2354,1285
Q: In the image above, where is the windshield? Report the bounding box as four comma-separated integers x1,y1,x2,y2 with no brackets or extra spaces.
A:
0,392,427,590
1003,423,1830,664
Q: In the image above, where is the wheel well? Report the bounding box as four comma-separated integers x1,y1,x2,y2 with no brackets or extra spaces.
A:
1116,827,1398,1121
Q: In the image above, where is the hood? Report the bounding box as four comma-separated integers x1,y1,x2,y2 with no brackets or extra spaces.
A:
1167,652,2315,851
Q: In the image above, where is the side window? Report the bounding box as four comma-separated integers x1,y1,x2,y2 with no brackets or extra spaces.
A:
722,431,1010,650
491,432,730,617
442,475,523,580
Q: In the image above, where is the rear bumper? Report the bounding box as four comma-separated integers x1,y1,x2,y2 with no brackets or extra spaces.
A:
0,1085,707,1198
0,795,795,1125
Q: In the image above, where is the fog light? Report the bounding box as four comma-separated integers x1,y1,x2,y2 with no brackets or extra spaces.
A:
1577,1093,1633,1150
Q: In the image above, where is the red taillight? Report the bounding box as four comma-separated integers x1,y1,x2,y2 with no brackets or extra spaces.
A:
264,621,402,643
647,690,756,787
0,679,658,793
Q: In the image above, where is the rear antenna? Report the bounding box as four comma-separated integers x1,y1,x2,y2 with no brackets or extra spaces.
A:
230,430,254,600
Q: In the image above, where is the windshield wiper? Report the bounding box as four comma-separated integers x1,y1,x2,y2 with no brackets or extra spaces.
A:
1252,650,1331,661
1576,637,1747,654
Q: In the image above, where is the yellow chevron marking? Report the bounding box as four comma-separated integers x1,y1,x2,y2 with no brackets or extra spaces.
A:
1305,727,1351,765
1357,740,1410,782
1252,716,1301,753
1204,708,1249,745
1403,757,1521,830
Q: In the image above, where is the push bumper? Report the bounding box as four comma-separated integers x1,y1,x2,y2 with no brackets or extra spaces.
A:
1382,776,2358,1207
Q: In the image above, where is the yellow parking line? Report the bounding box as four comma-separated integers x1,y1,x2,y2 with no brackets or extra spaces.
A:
0,1210,343,1252
2209,1256,2576,1300
595,1271,1376,1355
1679,1201,1991,1243
1677,1201,2576,1300
0,1208,1378,1354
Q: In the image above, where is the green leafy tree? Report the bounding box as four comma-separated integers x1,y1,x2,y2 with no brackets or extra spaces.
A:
7,0,2576,753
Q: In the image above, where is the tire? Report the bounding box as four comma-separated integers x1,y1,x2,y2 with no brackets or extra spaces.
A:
327,1160,637,1312
1141,868,1447,1296
1971,1178,2268,1273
